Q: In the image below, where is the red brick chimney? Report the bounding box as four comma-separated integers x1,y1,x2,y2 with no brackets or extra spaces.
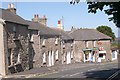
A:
58,20,61,24
57,20,63,30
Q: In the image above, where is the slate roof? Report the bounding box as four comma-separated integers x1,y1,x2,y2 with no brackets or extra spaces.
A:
0,9,28,25
52,28,73,40
68,29,111,41
27,20,60,36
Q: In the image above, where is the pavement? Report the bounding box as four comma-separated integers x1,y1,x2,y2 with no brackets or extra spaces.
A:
2,60,119,79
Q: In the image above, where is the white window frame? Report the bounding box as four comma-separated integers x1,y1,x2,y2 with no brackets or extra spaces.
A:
85,41,88,48
93,41,96,47
42,39,46,46
30,35,34,42
71,50,74,59
17,53,21,63
63,53,66,62
55,38,58,45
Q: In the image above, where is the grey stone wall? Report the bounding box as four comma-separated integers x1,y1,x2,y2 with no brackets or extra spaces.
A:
29,30,61,68
74,40,111,62
62,40,74,64
5,22,30,74
74,40,85,62
96,40,111,61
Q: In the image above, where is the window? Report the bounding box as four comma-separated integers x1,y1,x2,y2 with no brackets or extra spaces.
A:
63,53,66,62
13,26,16,32
38,31,40,36
8,48,12,66
55,50,59,60
112,51,115,58
42,39,46,46
99,54,103,58
30,35,34,42
55,38,58,45
71,50,74,59
63,44,65,49
71,44,73,48
85,41,88,48
99,53,105,59
17,53,21,63
93,41,96,47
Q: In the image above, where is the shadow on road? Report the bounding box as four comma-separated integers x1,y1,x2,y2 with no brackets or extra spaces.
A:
82,68,120,80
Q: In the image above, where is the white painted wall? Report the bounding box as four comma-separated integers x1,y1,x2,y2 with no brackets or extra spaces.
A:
0,19,6,75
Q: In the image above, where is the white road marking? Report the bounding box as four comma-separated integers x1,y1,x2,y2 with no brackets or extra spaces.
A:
106,70,120,80
70,72,80,76
81,72,83,74
61,74,68,78
88,68,96,71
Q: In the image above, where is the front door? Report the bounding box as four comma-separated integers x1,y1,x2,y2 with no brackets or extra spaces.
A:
48,51,52,66
51,51,54,66
66,52,71,64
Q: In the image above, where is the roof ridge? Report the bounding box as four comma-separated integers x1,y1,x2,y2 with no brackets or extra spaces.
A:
95,29,112,39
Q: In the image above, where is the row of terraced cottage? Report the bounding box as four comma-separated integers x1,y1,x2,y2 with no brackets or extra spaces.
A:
0,4,112,75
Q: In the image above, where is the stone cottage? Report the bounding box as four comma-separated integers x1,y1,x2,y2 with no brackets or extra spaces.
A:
0,4,32,75
53,20,75,64
27,15,62,68
68,28,111,63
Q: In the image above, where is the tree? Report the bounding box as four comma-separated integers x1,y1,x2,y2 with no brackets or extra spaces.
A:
96,25,115,40
87,2,120,27
70,0,120,28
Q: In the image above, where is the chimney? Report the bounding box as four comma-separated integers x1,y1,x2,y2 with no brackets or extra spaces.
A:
32,14,39,22
7,3,16,14
58,20,60,24
71,26,76,31
39,15,47,26
57,20,63,30
8,4,11,9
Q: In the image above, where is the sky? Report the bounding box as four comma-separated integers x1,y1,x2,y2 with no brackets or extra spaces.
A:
1,2,118,37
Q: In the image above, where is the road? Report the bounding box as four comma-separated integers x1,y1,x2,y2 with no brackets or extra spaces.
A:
34,62,119,80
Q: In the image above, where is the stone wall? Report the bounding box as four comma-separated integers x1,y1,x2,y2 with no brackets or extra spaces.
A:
74,40,111,62
30,30,61,68
97,40,111,61
74,40,85,62
5,22,30,74
62,40,74,64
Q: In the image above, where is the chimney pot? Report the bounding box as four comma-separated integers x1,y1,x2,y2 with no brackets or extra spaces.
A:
43,15,46,18
11,3,14,8
58,20,61,24
8,4,11,9
37,14,39,18
34,14,36,18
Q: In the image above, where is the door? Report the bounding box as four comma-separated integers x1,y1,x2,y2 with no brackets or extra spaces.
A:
67,52,71,64
51,51,54,66
48,51,52,66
